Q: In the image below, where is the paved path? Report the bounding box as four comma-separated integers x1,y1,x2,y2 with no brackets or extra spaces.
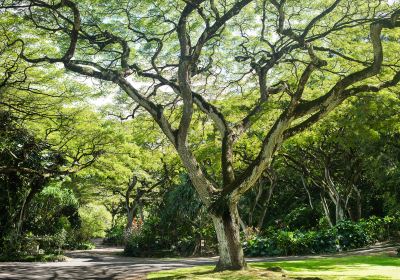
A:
0,242,397,279
0,247,215,279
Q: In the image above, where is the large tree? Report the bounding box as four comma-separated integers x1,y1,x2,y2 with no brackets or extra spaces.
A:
2,0,400,270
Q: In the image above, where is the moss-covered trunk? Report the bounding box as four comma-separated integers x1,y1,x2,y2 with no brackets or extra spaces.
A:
212,203,246,271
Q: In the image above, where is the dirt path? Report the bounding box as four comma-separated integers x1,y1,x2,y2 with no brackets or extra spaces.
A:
0,242,397,279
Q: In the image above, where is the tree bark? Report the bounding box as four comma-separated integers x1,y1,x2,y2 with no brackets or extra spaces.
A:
257,173,276,229
301,175,314,209
124,175,137,232
125,206,137,232
354,186,362,221
248,181,263,226
212,203,246,271
16,182,42,237
321,194,333,227
335,199,345,224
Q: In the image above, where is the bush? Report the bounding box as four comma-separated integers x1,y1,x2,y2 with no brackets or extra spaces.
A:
104,225,125,246
64,228,96,250
243,229,335,257
359,215,400,242
335,220,368,250
36,231,67,253
284,206,320,230
123,214,216,257
0,253,65,262
123,175,218,258
68,241,95,250
243,216,399,257
124,232,173,257
124,217,174,257
0,230,67,258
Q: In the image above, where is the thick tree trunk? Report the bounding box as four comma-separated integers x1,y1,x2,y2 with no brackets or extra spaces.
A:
212,203,246,271
125,207,137,232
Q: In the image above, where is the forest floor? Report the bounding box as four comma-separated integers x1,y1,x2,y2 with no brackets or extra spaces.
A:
0,242,398,280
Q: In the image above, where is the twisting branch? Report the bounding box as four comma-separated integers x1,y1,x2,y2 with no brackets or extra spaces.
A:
225,11,400,201
16,0,80,64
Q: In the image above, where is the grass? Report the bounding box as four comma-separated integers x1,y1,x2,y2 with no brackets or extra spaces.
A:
147,266,285,280
147,254,400,280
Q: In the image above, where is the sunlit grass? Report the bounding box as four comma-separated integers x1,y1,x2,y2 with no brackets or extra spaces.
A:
147,255,400,280
147,266,284,280
253,255,400,279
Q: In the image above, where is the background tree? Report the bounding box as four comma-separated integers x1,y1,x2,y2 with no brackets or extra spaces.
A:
0,112,66,251
256,90,400,231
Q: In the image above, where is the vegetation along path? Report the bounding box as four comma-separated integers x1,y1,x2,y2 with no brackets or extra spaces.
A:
0,243,398,280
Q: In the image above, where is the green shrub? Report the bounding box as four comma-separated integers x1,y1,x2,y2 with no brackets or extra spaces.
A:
69,241,95,250
123,175,218,258
284,206,320,230
35,231,67,253
357,213,400,242
243,229,335,257
124,231,173,257
359,216,388,242
311,228,336,253
123,215,213,257
175,237,196,255
104,225,125,246
64,228,95,250
0,253,65,262
243,216,398,257
335,220,368,250
1,230,67,258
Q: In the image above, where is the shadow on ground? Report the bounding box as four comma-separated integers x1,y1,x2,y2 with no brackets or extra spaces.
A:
0,242,397,280
0,248,215,280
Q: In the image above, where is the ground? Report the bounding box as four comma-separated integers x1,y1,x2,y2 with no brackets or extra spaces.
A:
150,255,400,280
252,255,400,279
0,243,398,279
147,266,289,279
0,247,214,279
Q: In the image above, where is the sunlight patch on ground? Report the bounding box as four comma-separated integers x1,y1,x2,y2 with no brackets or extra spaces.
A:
252,255,400,280
285,264,398,279
147,266,285,280
148,255,400,280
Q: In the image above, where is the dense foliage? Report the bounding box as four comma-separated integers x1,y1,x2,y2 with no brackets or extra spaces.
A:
123,175,217,257
244,215,400,257
0,112,65,254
